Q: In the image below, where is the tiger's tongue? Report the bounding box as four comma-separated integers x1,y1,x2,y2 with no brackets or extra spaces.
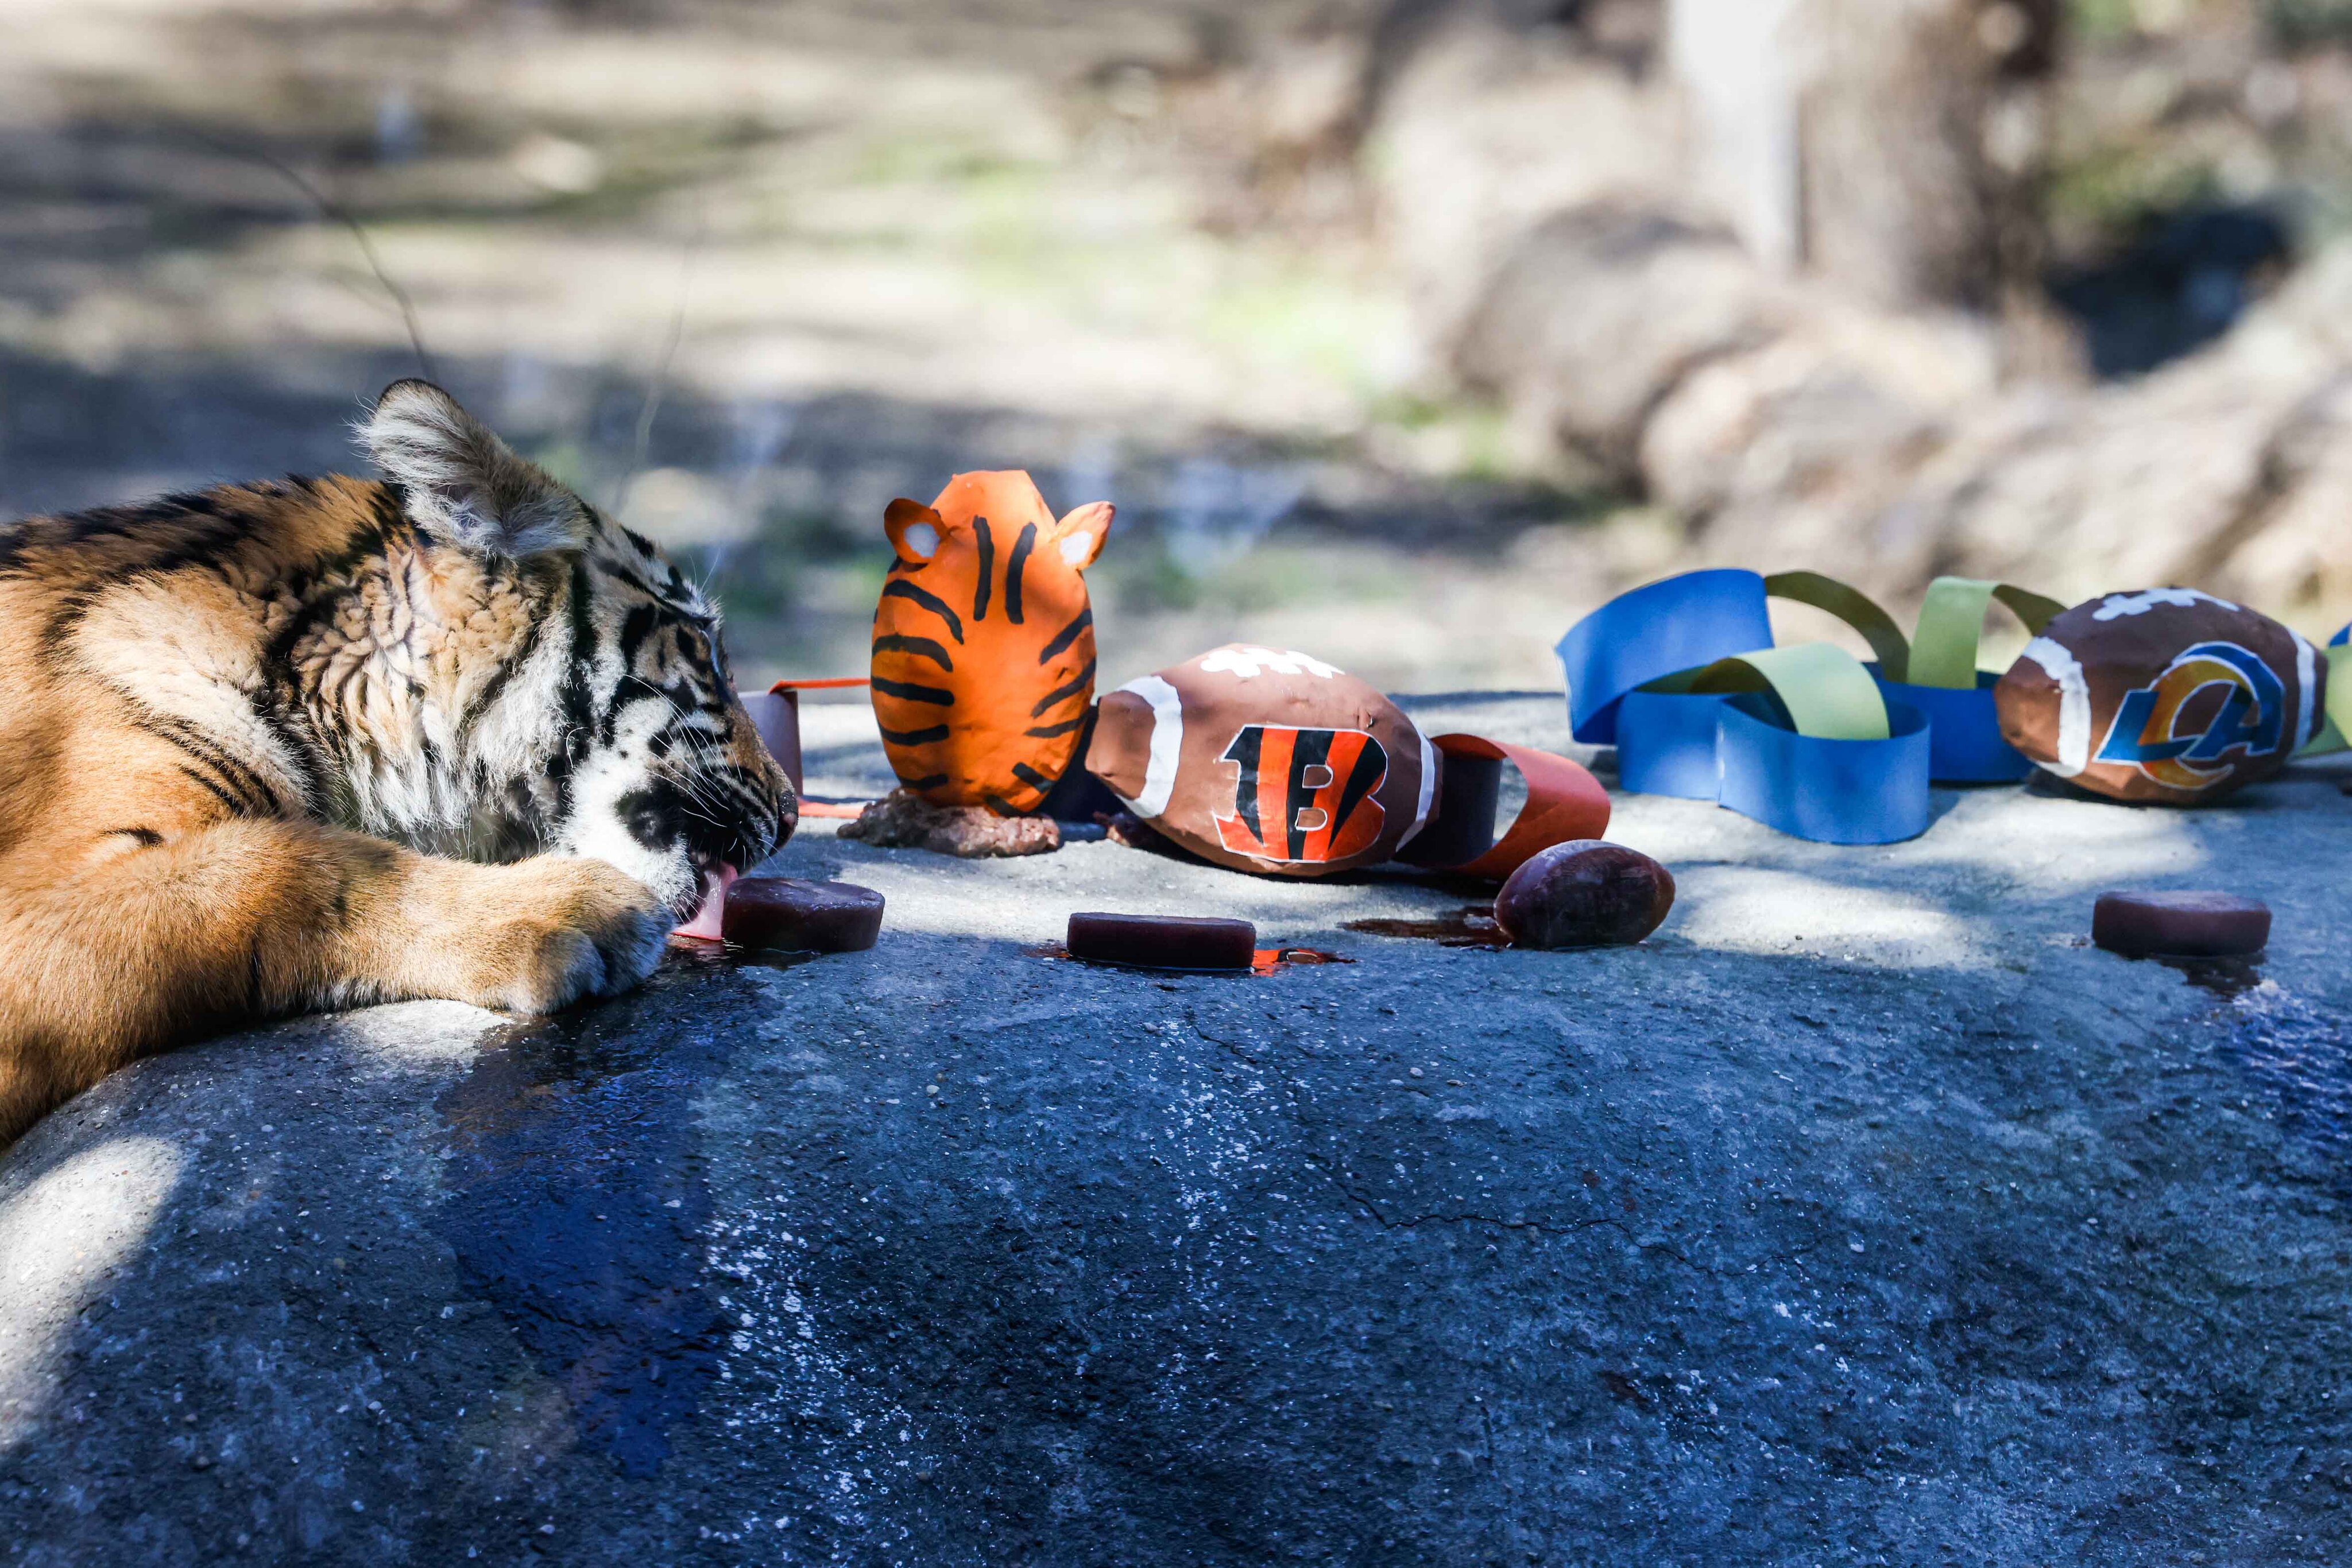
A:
674,864,738,941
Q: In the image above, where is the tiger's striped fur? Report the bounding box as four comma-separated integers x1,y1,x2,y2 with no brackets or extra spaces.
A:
0,380,794,1144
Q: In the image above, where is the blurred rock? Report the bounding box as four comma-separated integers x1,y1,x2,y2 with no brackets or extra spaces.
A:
1368,0,2352,626
1693,239,2352,618
1453,204,1793,483
1792,0,2055,311
618,466,753,549
1368,2,1682,374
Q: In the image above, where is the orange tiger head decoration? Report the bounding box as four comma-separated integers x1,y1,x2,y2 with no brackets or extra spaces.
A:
871,471,1113,813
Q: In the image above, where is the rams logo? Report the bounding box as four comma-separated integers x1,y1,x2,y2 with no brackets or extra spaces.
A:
1212,725,1388,863
2094,641,2287,791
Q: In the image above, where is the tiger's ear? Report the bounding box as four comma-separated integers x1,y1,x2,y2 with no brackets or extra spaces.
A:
1050,501,1113,571
361,380,591,558
883,498,945,566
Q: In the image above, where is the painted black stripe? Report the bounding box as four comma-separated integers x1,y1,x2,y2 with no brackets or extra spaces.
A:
1329,736,1387,854
880,580,965,644
972,517,995,622
983,793,1024,815
1024,715,1086,738
872,676,955,705
900,773,950,791
1229,727,1263,843
871,634,953,671
1004,522,1035,625
1011,761,1053,791
1036,605,1092,665
878,723,951,746
1029,656,1096,718
1287,730,1336,860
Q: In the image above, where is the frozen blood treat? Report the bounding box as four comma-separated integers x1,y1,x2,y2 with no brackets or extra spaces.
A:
719,877,885,953
1065,912,1256,970
2092,890,2270,959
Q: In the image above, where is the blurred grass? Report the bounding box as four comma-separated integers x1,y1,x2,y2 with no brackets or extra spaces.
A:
2069,0,2142,42
2044,144,2223,245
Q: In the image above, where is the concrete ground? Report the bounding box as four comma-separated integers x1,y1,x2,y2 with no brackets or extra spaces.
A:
6,694,2352,1566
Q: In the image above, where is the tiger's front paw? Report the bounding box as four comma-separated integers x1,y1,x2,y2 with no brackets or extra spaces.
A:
433,856,674,1015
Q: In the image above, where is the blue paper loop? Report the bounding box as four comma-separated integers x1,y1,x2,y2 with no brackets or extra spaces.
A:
1615,690,1734,798
1564,571,1940,839
1716,694,1932,844
1557,570,1771,744
1870,668,2032,783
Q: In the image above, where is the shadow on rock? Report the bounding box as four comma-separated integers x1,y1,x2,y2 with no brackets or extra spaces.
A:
432,951,809,1477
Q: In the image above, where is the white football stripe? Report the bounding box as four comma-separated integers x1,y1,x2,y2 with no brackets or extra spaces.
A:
1395,729,1439,851
2020,636,2091,777
2294,630,2318,746
1115,675,1185,819
2090,587,2238,621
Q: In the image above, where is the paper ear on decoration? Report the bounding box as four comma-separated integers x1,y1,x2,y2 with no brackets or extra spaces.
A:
883,498,946,565
1051,502,1113,571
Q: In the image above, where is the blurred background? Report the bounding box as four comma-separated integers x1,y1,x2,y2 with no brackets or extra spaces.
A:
7,0,2352,691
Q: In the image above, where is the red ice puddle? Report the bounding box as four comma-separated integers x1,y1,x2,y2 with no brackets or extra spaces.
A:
1251,947,1349,974
1028,943,1351,975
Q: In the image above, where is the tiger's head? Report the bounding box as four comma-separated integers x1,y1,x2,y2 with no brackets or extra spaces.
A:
356,380,793,924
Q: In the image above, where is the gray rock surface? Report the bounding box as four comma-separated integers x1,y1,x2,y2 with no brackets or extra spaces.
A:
6,694,2352,1565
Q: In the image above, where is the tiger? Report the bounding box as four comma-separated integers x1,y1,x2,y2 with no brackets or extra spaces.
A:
0,379,794,1145
871,470,1112,813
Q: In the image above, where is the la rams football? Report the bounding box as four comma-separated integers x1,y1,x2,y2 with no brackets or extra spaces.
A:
1994,588,2326,803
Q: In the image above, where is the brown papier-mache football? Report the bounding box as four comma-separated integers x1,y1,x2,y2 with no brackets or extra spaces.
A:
1994,588,2327,804
1494,841,1675,950
1084,644,1436,877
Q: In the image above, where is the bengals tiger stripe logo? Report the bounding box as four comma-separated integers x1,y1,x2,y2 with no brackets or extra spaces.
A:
1212,725,1388,863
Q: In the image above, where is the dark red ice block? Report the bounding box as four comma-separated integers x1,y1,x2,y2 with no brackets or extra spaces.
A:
2091,890,2270,959
723,877,884,953
1066,912,1256,970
